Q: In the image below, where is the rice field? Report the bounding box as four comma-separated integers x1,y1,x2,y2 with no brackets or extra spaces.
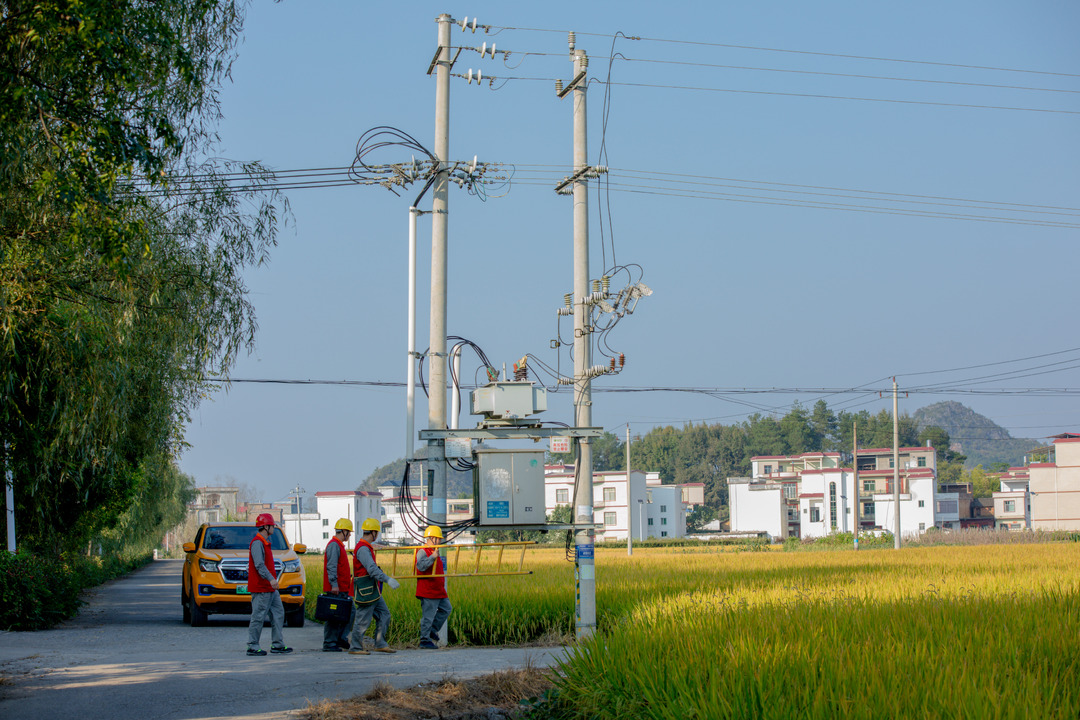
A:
302,541,1080,719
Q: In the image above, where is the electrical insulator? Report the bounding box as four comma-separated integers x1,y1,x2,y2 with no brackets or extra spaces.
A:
581,56,588,69
480,42,487,57
466,69,474,84
609,357,616,370
490,43,496,58
601,275,610,294
555,79,563,94
459,16,468,30
471,17,478,33
568,31,576,50
477,69,483,84
591,279,601,293
619,353,625,367
564,292,573,308
595,165,609,174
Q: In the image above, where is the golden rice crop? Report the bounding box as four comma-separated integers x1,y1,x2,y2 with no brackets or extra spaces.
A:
304,541,1080,718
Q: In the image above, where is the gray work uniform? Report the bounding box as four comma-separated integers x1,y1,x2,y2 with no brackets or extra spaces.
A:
348,542,394,650
322,540,355,649
246,539,286,651
415,549,452,645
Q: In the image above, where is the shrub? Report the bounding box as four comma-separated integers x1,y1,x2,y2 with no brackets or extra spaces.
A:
0,551,150,630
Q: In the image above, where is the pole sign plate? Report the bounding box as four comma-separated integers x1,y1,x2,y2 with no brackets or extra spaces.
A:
550,436,571,454
576,543,594,560
486,501,510,519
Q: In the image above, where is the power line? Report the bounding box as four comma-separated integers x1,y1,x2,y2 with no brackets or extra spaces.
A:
486,25,1080,79
595,79,1080,115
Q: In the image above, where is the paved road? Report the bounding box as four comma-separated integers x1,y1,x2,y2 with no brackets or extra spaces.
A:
0,559,563,720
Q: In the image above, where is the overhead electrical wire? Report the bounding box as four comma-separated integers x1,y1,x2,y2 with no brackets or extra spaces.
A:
484,25,1080,79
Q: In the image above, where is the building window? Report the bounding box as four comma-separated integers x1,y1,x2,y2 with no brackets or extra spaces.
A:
918,500,924,508
556,488,569,504
763,464,772,475
604,487,616,502
863,481,874,493
783,484,796,499
810,507,821,523
918,522,926,531
829,482,838,529
647,490,653,503
322,532,329,539
661,531,668,538
604,512,617,526
648,518,654,526
889,458,895,468
322,519,329,526
1004,500,1016,512
917,456,927,468
661,518,668,526
863,502,874,516
660,504,667,512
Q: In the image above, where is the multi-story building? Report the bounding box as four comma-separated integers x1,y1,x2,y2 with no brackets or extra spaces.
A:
282,490,383,549
730,445,944,539
1028,435,1080,530
190,486,239,524
544,469,686,541
992,467,1030,530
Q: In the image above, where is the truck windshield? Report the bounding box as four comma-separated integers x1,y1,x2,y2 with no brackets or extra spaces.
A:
201,526,289,551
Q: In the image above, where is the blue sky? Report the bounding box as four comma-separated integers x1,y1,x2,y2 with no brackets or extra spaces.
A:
179,1,1080,503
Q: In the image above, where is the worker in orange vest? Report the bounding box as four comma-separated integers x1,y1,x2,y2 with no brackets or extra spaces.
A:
348,518,400,655
246,514,292,656
321,518,355,652
414,525,451,649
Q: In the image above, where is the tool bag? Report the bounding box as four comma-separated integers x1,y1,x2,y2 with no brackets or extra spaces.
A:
315,593,352,622
353,575,381,605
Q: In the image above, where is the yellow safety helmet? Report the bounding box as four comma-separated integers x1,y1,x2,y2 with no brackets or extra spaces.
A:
334,518,353,532
424,525,444,539
361,518,381,532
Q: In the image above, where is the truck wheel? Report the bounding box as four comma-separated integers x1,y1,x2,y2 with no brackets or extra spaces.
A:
189,592,208,627
182,591,191,624
286,606,305,628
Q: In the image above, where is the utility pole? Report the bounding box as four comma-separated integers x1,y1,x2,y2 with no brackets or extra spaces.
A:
426,12,451,534
626,423,632,557
561,35,596,639
290,483,306,545
893,378,901,549
4,441,14,554
852,423,859,551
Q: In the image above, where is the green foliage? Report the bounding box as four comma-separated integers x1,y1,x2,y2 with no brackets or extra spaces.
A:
685,504,717,531
961,465,998,499
0,1,285,553
784,531,895,551
0,550,150,630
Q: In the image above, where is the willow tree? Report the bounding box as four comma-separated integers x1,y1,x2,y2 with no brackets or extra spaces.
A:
1,1,286,550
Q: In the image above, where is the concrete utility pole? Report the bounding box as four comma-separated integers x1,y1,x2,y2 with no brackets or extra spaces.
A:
626,424,632,557
893,378,901,549
852,422,859,551
566,38,596,639
4,441,14,554
426,13,452,534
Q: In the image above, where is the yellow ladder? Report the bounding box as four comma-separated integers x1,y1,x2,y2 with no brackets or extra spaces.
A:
382,540,535,579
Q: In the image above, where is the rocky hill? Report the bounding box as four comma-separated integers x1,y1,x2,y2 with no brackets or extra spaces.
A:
912,401,1039,469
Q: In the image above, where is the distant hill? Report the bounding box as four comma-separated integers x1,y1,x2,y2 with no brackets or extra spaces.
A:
913,401,1039,469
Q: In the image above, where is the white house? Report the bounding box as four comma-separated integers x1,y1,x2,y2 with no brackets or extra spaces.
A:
544,469,686,541
281,490,383,550
730,445,949,540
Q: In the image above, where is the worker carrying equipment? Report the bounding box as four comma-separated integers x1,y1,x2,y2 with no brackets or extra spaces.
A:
334,518,354,532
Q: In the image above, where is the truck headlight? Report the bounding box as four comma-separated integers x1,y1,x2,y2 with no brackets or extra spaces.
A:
199,558,220,573
282,559,301,573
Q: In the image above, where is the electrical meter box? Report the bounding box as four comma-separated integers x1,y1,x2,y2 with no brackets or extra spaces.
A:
474,449,546,525
471,382,547,420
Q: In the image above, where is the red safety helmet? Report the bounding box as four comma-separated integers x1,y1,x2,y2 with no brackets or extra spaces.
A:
255,513,276,528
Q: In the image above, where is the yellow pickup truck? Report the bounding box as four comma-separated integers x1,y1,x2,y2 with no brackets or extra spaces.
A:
181,522,307,627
